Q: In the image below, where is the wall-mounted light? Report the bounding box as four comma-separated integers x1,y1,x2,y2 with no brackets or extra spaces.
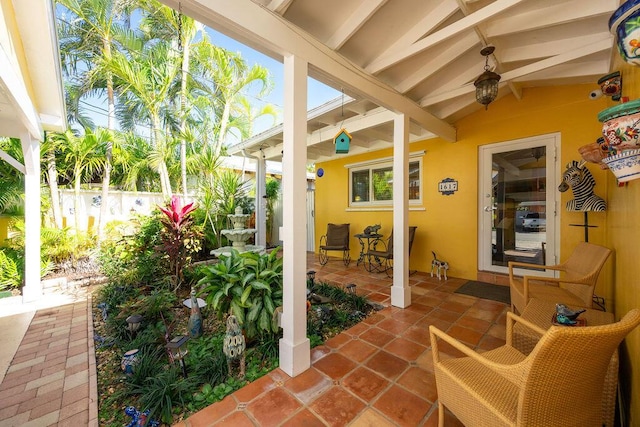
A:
474,45,501,110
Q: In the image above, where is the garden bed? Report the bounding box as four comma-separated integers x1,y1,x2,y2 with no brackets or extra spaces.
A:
92,280,374,426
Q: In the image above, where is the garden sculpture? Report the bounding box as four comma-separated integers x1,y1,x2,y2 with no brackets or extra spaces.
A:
556,303,586,321
430,251,449,280
223,315,246,378
188,288,203,338
558,160,606,212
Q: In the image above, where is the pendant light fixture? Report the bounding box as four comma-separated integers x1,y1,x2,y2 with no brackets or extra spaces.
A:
474,45,501,109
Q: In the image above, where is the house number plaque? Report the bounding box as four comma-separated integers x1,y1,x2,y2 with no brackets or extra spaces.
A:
438,178,458,195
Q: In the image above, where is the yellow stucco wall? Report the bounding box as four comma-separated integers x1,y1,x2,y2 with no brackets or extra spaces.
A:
315,81,640,422
606,58,640,426
316,84,608,278
0,216,10,246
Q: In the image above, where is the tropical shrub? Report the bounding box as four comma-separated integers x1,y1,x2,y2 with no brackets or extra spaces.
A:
0,249,21,292
98,214,166,286
157,196,203,290
198,248,283,339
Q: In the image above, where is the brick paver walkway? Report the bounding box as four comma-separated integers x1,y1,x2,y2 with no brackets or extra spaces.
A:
0,296,98,426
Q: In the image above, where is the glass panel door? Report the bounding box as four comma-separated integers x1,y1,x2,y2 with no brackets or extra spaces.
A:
479,135,558,275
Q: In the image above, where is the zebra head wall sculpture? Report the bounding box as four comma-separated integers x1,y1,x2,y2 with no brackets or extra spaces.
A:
558,160,607,212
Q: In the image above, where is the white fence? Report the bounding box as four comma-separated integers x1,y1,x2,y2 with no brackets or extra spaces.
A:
59,189,165,230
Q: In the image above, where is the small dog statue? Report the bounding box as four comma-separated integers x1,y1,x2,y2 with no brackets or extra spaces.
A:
430,251,449,280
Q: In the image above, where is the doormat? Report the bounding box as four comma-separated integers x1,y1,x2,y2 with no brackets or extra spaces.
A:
455,281,511,305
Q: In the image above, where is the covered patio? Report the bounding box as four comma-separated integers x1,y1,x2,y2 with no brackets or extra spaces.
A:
176,253,508,426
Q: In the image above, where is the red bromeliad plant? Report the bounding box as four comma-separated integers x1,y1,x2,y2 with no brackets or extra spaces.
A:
158,196,202,290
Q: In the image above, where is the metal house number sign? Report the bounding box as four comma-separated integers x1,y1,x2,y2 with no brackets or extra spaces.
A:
438,178,458,195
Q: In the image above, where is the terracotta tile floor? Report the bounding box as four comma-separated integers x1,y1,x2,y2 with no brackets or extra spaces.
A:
176,253,510,426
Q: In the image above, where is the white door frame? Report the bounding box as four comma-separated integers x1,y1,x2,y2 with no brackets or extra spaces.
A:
478,133,560,277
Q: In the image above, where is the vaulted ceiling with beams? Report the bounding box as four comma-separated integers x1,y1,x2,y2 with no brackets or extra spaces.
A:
162,0,619,163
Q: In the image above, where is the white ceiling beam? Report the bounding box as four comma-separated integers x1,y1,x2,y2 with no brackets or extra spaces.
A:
431,93,477,119
363,127,393,142
0,148,26,174
326,0,388,50
378,0,459,60
420,37,612,106
267,0,294,15
160,0,456,141
484,0,618,37
366,0,525,74
308,108,396,145
396,32,478,94
500,32,612,63
512,59,610,81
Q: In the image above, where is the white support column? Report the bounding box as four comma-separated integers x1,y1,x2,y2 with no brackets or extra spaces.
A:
20,132,42,302
391,113,411,308
279,54,310,377
255,155,267,247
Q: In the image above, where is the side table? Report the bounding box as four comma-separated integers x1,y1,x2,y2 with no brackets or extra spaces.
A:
353,233,382,266
513,298,617,427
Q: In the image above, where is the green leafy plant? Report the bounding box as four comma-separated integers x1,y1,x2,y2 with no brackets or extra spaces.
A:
0,249,21,292
158,196,203,290
127,365,196,424
198,248,283,339
98,214,166,286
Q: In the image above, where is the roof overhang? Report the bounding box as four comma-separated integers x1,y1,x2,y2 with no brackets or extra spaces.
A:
0,0,66,140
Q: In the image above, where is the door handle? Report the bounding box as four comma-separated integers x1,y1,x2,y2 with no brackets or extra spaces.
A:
483,206,493,212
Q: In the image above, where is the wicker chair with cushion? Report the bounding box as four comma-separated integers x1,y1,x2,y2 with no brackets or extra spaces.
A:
318,223,351,266
430,309,640,427
365,226,417,277
509,241,611,314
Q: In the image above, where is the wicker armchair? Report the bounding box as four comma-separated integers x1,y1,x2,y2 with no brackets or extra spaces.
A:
318,223,351,266
365,226,417,277
430,309,640,427
509,242,611,314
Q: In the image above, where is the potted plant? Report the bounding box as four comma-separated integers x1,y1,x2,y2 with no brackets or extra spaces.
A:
597,98,640,182
609,0,640,65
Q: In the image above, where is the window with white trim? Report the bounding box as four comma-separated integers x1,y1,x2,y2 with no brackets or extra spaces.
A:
349,158,422,207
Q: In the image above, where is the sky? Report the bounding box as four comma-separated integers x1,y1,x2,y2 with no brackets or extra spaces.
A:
204,27,341,140
74,10,341,142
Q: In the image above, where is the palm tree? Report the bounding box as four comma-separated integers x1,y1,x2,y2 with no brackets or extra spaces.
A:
42,133,64,229
55,129,107,231
140,1,201,200
0,138,24,217
111,132,158,192
57,0,135,236
191,38,274,155
108,40,179,199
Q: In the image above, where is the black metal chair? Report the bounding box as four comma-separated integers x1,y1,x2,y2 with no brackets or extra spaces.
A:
319,223,351,266
365,226,417,277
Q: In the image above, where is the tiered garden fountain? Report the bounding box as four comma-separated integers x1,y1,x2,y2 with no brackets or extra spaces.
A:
211,207,265,257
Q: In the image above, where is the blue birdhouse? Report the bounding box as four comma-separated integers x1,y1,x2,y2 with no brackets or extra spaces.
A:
333,128,352,154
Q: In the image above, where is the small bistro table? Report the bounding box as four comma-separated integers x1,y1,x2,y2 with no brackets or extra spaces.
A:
353,233,382,266
513,298,617,427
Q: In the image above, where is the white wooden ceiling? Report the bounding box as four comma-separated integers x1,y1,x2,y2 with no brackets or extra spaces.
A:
165,0,620,163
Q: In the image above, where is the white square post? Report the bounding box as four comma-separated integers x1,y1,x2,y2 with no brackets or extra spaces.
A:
279,54,311,376
391,113,411,308
21,132,42,302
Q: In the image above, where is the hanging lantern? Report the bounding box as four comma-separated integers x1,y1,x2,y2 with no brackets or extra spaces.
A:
474,45,501,109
